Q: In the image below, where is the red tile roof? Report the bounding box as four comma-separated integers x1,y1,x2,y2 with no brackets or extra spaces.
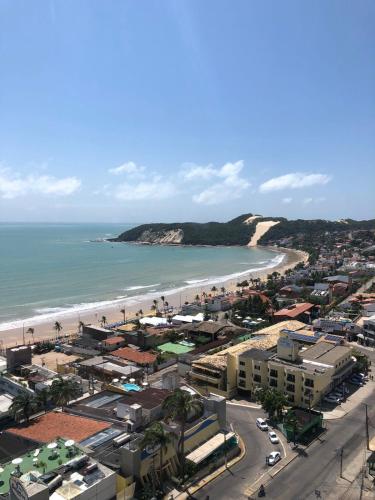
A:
7,412,111,443
112,347,156,365
103,336,125,345
274,302,314,318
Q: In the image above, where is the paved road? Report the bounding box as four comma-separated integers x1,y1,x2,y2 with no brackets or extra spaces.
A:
194,404,287,500
262,387,375,500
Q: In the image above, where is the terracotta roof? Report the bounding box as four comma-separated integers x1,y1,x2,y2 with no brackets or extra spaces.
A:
274,302,314,318
111,347,156,365
7,412,111,443
103,336,125,345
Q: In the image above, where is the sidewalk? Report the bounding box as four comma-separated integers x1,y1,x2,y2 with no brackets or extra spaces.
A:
322,380,374,420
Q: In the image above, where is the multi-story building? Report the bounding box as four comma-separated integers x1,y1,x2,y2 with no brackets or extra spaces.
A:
237,334,354,408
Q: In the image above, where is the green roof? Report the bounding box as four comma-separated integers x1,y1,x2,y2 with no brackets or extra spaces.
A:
157,342,194,354
0,438,81,495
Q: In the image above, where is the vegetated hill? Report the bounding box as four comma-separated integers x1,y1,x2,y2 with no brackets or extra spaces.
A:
259,218,375,245
111,214,282,246
111,216,375,247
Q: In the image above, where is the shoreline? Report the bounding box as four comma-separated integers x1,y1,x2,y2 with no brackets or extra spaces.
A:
0,246,308,348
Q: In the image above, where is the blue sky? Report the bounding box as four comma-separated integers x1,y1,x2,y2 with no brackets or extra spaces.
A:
0,0,374,223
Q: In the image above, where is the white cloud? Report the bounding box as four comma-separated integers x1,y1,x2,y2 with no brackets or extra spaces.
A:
115,177,177,201
303,196,326,205
0,168,81,199
259,172,331,193
108,161,145,177
282,197,293,204
189,160,251,205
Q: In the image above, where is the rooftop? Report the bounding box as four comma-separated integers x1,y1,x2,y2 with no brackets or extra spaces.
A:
111,347,156,365
274,303,315,318
239,348,274,361
302,341,351,365
103,336,125,345
7,412,111,444
157,342,194,354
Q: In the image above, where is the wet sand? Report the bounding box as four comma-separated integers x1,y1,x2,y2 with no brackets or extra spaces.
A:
0,247,308,348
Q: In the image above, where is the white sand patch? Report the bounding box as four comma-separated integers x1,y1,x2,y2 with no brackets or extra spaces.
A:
248,220,280,246
243,215,262,225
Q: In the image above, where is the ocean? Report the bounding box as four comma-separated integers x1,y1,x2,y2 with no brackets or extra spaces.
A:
0,223,284,330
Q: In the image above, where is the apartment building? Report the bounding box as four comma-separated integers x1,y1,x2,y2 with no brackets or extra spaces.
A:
237,335,354,408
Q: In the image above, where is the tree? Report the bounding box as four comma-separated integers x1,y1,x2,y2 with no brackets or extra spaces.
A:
211,286,218,296
162,388,203,480
255,388,288,421
138,309,143,316
26,327,35,343
78,321,85,334
140,422,171,493
9,392,37,423
100,315,107,327
120,308,126,322
352,350,369,373
53,321,62,339
220,286,226,295
284,410,299,445
160,296,165,310
194,294,200,303
36,388,50,413
50,377,81,408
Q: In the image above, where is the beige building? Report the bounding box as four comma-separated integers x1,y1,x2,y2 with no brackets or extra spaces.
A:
190,320,307,398
237,335,354,408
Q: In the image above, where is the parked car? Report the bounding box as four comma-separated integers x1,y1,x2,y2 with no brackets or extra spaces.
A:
331,391,344,401
267,451,281,466
256,418,268,431
337,384,349,395
324,395,341,404
349,377,363,386
268,431,279,444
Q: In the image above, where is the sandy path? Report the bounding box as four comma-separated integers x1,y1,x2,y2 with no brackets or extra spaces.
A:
248,220,280,246
0,247,308,348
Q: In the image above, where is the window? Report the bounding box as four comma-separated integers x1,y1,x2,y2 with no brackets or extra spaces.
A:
286,373,295,383
254,364,260,370
269,369,278,378
239,370,246,378
253,374,261,383
238,379,246,388
288,394,294,403
239,361,245,366
286,384,295,392
270,378,277,387
305,378,314,388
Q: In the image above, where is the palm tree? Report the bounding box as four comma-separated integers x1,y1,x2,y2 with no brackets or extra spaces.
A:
78,321,85,334
36,388,50,413
162,388,203,480
141,422,171,492
50,377,81,409
194,294,200,304
160,296,165,311
26,327,35,343
9,392,37,423
220,286,225,295
53,321,62,339
211,286,218,296
138,309,143,317
120,308,126,322
101,315,107,327
284,410,299,445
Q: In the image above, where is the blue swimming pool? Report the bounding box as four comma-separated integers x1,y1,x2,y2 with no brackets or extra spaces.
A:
123,383,141,392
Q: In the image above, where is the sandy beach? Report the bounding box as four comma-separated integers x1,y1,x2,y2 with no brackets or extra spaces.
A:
0,246,308,348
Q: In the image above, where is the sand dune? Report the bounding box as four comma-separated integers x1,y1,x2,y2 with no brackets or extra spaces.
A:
248,220,280,246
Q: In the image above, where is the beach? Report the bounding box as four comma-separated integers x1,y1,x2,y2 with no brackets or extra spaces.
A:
0,246,308,348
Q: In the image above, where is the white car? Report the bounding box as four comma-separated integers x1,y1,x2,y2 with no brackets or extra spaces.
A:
256,418,268,431
268,431,279,444
324,395,341,404
267,451,281,466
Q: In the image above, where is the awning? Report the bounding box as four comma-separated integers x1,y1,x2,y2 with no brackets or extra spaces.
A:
186,432,235,465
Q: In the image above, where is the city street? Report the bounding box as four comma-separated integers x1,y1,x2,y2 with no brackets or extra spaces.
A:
194,403,288,500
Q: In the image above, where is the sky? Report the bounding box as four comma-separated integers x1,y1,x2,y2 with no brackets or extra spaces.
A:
0,0,374,223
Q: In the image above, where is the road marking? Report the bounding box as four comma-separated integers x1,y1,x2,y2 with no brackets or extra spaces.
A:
279,436,286,458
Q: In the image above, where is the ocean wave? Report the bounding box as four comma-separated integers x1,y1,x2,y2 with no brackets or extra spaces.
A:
0,252,285,331
125,284,160,291
184,279,208,285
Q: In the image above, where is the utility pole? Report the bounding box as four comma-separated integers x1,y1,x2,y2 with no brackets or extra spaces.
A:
365,404,369,450
340,447,344,478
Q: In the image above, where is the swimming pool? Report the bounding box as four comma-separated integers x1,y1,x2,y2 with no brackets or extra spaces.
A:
123,383,141,392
